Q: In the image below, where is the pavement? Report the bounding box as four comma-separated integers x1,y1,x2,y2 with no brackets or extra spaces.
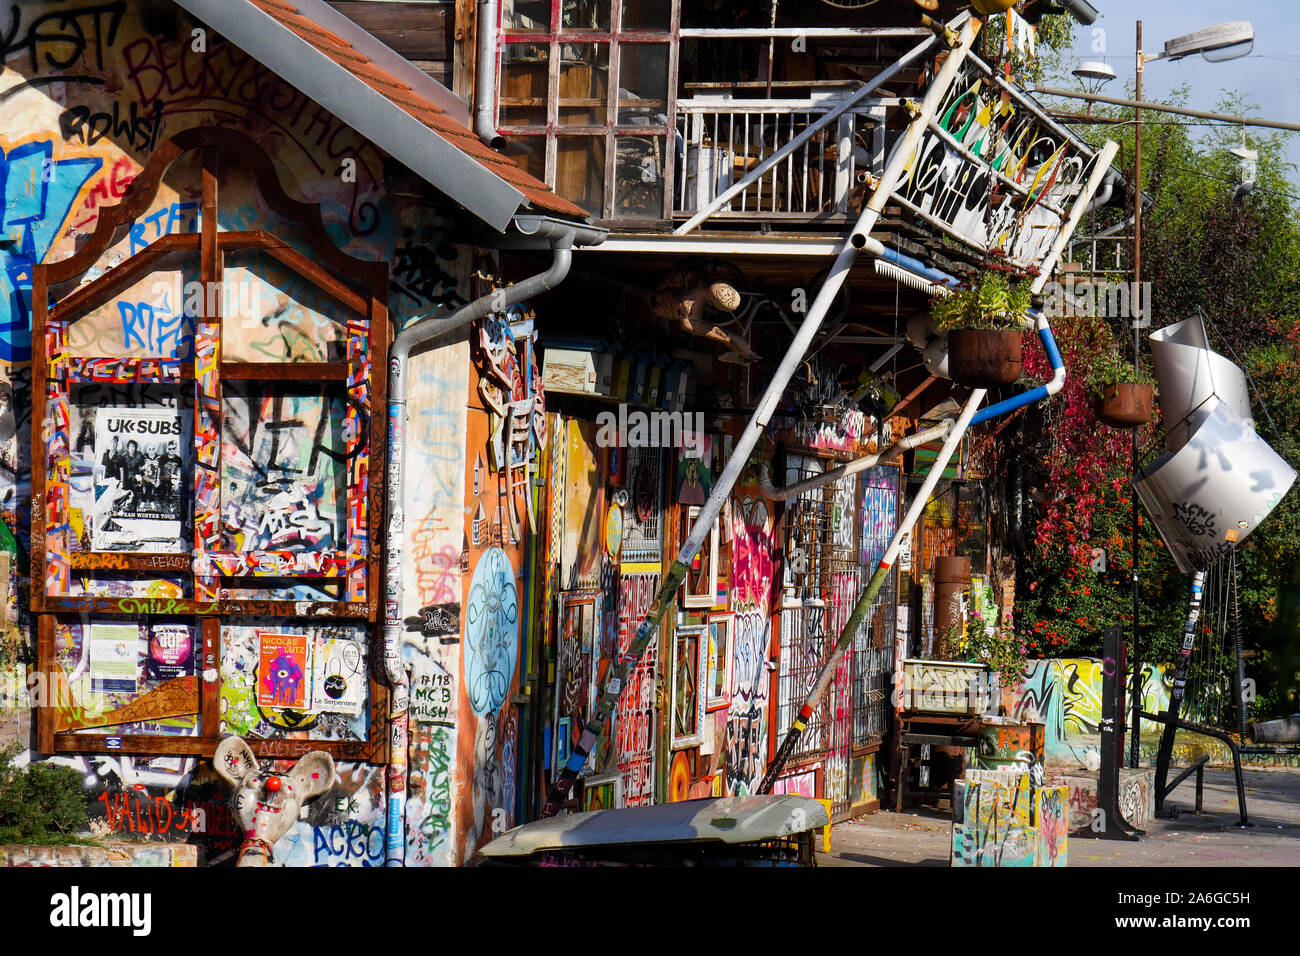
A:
817,768,1300,867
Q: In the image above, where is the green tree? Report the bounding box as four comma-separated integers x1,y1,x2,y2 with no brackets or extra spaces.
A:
1026,84,1300,715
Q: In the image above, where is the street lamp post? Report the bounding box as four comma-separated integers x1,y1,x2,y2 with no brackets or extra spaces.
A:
1129,18,1144,772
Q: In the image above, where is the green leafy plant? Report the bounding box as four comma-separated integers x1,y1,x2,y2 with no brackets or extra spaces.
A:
0,744,89,845
931,271,1033,333
1085,349,1157,401
941,609,1027,688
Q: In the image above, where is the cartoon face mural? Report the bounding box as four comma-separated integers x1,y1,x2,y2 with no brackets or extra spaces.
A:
214,735,336,867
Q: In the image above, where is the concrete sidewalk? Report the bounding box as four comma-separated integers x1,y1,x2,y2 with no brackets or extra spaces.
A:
818,768,1300,867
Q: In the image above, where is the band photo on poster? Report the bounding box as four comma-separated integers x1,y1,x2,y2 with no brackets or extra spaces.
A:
92,407,187,552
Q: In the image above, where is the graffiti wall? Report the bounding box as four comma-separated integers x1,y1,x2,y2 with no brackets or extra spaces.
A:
1009,658,1246,768
0,0,506,867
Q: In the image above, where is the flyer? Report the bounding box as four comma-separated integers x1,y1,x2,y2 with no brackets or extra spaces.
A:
310,636,365,717
146,624,193,681
89,623,141,696
257,633,311,710
91,407,186,552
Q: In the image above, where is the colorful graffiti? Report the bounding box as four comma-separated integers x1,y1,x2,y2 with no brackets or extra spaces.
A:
725,491,775,796
859,465,899,568
0,136,102,363
1012,658,1173,766
615,572,659,806
952,769,1067,867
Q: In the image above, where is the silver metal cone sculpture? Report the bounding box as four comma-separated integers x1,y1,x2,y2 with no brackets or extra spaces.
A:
1134,316,1295,573
1148,316,1253,452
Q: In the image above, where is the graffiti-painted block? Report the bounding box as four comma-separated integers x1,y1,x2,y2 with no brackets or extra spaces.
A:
953,772,1068,867
961,769,1033,828
977,718,1044,771
1034,786,1069,867
1045,767,1156,832
951,823,1037,867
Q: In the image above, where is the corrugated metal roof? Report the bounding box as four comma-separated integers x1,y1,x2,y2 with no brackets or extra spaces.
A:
173,0,590,230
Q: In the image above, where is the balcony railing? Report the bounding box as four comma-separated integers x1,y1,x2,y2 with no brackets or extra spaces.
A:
673,92,886,223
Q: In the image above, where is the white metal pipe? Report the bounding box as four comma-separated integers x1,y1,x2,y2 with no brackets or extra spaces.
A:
757,421,952,501
474,0,505,147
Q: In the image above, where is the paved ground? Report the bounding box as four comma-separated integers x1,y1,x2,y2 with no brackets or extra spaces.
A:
817,768,1300,867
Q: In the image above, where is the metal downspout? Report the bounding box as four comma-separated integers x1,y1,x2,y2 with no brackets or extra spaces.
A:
538,15,983,818
384,215,604,865
474,0,505,147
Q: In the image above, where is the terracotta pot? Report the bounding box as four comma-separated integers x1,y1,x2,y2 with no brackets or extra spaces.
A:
947,329,1023,389
1093,382,1154,428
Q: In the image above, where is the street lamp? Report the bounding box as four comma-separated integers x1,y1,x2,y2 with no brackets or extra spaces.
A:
1071,61,1115,118
1128,19,1253,769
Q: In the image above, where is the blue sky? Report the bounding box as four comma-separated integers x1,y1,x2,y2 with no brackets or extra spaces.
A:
1052,0,1300,195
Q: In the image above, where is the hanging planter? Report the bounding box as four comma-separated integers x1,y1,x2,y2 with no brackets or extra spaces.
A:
930,271,1032,389
1087,352,1157,429
1093,383,1154,428
947,329,1024,388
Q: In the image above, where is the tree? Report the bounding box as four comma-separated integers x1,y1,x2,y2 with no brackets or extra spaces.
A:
1019,83,1300,715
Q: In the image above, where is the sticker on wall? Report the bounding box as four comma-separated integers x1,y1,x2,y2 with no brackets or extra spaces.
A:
411,603,461,643
257,632,310,710
311,636,365,716
604,502,623,558
89,623,141,695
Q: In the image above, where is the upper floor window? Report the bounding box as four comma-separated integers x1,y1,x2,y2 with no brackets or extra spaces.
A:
497,1,678,220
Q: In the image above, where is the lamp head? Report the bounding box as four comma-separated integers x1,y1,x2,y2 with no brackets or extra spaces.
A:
1163,21,1254,62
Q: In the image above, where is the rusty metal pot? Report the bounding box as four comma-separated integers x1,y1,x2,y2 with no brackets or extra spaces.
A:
1093,382,1154,428
947,329,1023,389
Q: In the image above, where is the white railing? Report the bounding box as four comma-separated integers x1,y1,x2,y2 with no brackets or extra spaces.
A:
673,94,886,222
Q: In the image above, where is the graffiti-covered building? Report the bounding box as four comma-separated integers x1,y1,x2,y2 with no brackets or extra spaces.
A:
0,0,1123,865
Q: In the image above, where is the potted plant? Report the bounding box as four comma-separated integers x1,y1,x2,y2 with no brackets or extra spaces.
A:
1087,350,1156,428
930,271,1032,388
947,609,1027,691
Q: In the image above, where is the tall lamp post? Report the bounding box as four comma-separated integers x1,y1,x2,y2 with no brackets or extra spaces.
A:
1128,19,1254,768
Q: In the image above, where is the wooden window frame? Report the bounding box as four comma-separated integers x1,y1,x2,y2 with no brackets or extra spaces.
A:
31,127,389,762
497,0,681,220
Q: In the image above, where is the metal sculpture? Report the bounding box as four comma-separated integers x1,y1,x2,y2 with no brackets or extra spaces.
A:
1136,314,1293,823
